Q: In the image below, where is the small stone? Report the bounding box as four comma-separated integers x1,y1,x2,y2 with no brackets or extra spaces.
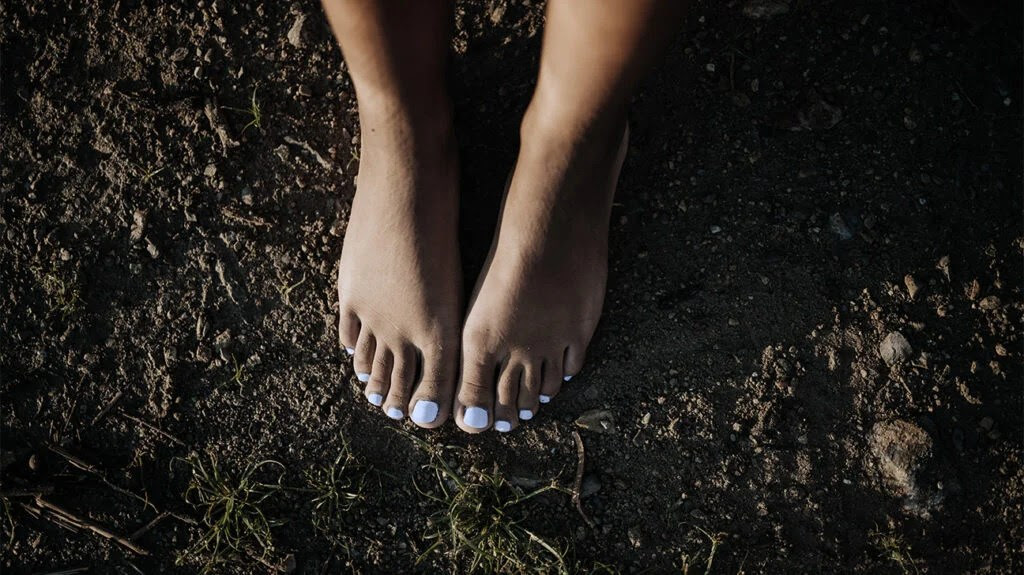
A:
204,163,217,178
627,525,644,548
241,187,254,205
28,453,40,471
575,409,616,434
130,210,146,243
146,240,160,259
936,256,951,280
879,332,913,366
742,0,790,19
995,344,1008,356
978,296,1000,310
287,14,307,48
728,318,739,326
59,248,72,261
710,225,722,234
904,274,920,300
978,417,994,431
641,412,651,426
965,279,981,300
870,420,933,499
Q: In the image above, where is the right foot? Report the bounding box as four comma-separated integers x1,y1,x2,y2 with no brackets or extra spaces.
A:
336,100,461,428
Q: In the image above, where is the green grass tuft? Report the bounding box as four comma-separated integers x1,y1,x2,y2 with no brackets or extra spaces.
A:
413,438,568,574
870,528,920,574
304,441,364,536
178,454,284,573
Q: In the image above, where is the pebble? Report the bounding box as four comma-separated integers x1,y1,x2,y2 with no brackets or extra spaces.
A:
204,163,217,178
879,331,913,366
710,225,722,234
575,409,616,434
287,14,307,48
869,419,933,499
903,274,920,300
978,295,1000,310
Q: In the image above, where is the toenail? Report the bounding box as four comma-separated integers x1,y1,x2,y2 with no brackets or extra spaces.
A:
357,372,370,382
386,406,404,420
495,420,512,433
518,409,533,421
464,407,489,429
367,392,384,406
345,347,355,355
563,375,573,382
539,394,551,404
411,400,439,424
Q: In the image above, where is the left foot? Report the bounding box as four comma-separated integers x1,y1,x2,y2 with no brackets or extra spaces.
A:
453,104,628,433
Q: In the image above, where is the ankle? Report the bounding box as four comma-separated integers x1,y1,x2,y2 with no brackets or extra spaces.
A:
519,87,626,155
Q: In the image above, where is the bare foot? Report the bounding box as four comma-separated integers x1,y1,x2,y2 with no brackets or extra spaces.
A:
337,101,461,428
453,104,627,433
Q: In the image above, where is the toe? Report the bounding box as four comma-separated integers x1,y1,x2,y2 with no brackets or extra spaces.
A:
338,309,360,356
409,344,456,429
494,362,522,433
455,351,497,433
353,329,376,386
539,351,565,404
563,344,586,383
383,344,416,420
516,361,542,422
364,345,393,408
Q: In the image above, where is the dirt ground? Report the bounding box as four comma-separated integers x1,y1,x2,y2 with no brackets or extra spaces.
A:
2,0,1022,573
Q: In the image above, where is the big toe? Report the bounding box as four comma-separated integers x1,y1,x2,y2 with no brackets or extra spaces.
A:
407,344,457,429
454,347,498,433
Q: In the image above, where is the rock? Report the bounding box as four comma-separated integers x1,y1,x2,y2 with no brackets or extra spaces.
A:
130,210,146,243
879,332,912,366
743,0,790,19
869,419,944,517
28,453,40,471
627,525,644,548
287,14,306,48
903,274,920,300
965,279,981,300
829,213,853,240
575,409,616,434
935,255,951,281
978,295,1000,310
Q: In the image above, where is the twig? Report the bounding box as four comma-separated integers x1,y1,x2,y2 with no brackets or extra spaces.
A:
129,511,168,541
221,207,271,228
45,443,156,512
36,568,89,575
89,390,124,427
32,496,150,556
571,431,594,528
116,410,186,446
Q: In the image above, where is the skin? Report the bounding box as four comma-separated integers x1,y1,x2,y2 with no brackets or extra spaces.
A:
322,0,684,432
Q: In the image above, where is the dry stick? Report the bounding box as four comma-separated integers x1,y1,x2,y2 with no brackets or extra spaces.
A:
129,511,168,541
89,389,124,427
36,567,89,575
116,410,187,446
33,496,150,556
45,443,155,512
571,431,595,528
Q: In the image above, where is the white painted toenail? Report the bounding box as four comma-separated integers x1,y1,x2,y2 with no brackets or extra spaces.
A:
367,393,383,406
345,347,355,355
411,400,439,424
539,394,551,404
386,407,404,420
464,407,489,429
495,420,512,433
519,409,533,421
563,375,573,382
357,372,370,382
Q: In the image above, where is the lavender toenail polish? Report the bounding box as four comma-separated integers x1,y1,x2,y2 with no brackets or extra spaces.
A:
367,392,383,406
518,409,533,421
386,406,404,420
539,394,551,404
345,347,355,355
411,400,439,424
357,372,370,383
495,420,512,433
563,375,573,382
464,407,489,429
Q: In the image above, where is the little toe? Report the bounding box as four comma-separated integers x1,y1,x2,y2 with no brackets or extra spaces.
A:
563,343,586,383
338,309,360,356
455,352,497,433
493,363,523,433
383,345,416,420
539,352,565,404
409,346,456,428
364,345,393,409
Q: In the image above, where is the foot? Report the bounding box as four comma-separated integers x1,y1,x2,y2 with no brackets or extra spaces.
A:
453,105,628,433
337,101,461,428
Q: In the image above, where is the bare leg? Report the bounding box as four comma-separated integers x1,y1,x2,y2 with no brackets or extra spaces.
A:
454,0,685,433
324,0,461,428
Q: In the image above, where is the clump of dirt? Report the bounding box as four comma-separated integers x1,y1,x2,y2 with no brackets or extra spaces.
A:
2,0,1021,573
